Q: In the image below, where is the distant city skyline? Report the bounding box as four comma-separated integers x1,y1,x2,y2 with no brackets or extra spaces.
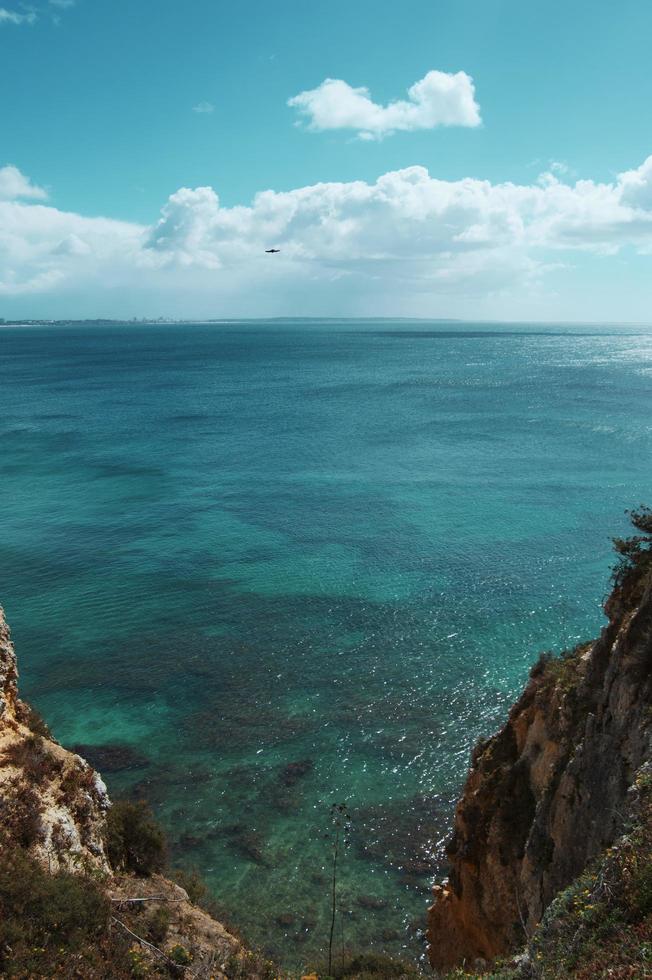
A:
3,0,652,321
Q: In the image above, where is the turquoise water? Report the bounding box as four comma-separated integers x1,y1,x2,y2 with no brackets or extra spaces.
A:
1,320,651,967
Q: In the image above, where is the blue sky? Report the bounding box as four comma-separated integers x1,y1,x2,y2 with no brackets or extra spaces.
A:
2,0,652,320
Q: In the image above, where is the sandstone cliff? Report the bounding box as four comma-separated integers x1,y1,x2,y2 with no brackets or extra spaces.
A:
0,606,266,979
0,605,111,873
427,518,652,973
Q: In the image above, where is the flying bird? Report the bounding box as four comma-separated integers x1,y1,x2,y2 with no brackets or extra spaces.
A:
265,248,280,253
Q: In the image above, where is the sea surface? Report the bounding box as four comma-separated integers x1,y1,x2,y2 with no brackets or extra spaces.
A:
1,320,651,967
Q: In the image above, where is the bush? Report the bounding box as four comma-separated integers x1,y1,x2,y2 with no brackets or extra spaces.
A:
105,800,166,876
2,734,63,784
146,904,171,944
630,860,652,919
0,778,44,847
611,505,652,598
168,942,193,965
0,847,113,976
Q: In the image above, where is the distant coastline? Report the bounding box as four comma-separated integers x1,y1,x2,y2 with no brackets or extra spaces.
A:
3,316,652,329
1,316,464,326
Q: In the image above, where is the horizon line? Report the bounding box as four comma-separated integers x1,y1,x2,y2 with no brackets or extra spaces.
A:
3,316,652,329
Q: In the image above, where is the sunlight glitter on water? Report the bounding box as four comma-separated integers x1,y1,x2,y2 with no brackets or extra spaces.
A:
1,320,651,966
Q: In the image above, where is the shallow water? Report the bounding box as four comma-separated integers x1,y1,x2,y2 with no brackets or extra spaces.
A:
1,320,651,967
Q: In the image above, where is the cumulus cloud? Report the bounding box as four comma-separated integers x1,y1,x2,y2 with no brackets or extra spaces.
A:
4,158,652,314
0,165,47,200
618,156,652,211
0,7,36,25
0,172,143,296
147,186,221,267
288,70,481,139
192,101,215,114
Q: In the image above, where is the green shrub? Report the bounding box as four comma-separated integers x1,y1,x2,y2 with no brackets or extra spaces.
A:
126,943,152,978
168,942,193,965
631,861,652,918
105,800,166,876
146,904,170,945
611,505,652,603
0,847,114,975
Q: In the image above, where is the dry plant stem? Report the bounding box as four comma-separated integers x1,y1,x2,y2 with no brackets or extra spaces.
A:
328,823,340,976
112,915,200,976
110,895,186,904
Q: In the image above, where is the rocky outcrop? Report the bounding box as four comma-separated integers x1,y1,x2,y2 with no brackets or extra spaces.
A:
0,607,19,722
0,606,111,872
108,872,255,976
427,564,652,973
0,605,260,979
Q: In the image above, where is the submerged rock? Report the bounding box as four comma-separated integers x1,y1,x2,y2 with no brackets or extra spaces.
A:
275,912,295,928
222,823,271,866
357,894,389,910
353,793,444,876
71,741,149,772
279,758,314,786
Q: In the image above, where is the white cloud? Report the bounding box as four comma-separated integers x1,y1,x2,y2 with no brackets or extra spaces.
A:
0,7,36,25
288,70,481,139
0,175,143,296
147,186,221,267
618,156,652,211
192,101,215,115
53,233,92,256
0,165,47,200
4,158,652,316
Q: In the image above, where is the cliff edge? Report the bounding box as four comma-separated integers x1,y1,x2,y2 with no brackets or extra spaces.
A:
0,606,268,979
427,509,652,973
0,605,111,873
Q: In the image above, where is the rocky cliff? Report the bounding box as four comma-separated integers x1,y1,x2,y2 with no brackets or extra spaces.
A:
0,606,267,979
0,605,111,873
427,513,652,973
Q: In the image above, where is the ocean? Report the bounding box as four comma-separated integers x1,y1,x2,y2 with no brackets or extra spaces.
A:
1,319,651,967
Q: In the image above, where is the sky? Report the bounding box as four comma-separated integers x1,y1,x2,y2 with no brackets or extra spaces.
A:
2,0,652,321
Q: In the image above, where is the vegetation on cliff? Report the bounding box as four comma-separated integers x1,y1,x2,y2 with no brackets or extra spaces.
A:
611,505,652,602
0,781,286,978
0,605,279,979
443,764,652,979
0,784,282,979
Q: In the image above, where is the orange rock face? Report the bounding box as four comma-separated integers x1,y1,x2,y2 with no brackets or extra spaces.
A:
427,572,652,972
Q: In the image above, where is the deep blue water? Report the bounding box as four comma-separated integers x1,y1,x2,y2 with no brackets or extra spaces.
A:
1,320,651,967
